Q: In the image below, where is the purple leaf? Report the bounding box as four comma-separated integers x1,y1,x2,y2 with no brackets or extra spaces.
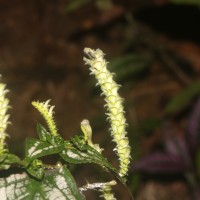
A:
165,134,180,157
163,121,192,168
188,97,200,154
163,121,181,157
165,135,191,168
194,186,200,200
131,152,188,173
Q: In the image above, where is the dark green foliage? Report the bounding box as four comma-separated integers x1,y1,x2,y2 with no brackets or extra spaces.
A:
26,159,44,179
0,123,122,199
0,153,23,170
66,0,91,12
66,0,112,12
0,166,85,200
25,138,64,164
60,135,120,179
109,53,152,83
165,82,200,114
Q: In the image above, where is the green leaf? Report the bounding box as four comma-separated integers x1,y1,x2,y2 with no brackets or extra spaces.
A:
0,154,9,170
25,138,64,164
109,53,152,83
37,123,65,146
26,159,44,180
66,0,91,12
0,154,7,163
37,123,52,142
0,166,85,200
95,0,113,10
3,153,23,165
165,82,200,115
0,153,23,170
60,136,118,176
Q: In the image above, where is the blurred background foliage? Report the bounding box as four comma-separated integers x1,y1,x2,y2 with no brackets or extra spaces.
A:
66,0,113,12
169,0,200,6
1,0,200,199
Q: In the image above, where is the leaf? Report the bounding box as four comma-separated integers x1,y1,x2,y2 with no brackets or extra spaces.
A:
26,159,44,180
66,0,91,12
109,53,152,83
0,166,85,200
95,0,113,10
25,138,64,164
37,123,53,143
0,153,9,170
0,153,23,170
4,153,23,165
60,135,121,181
60,145,115,172
188,97,200,154
132,152,188,173
164,132,191,167
36,123,65,146
165,82,200,115
72,136,116,170
0,154,7,163
194,186,200,200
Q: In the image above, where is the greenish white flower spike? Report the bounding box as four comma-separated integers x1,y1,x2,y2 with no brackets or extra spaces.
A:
83,48,131,178
80,180,117,200
99,180,117,200
0,79,10,154
32,100,58,137
80,180,116,191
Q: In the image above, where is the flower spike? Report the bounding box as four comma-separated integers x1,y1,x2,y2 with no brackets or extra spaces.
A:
0,78,10,154
32,100,58,137
83,48,131,178
80,180,117,200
